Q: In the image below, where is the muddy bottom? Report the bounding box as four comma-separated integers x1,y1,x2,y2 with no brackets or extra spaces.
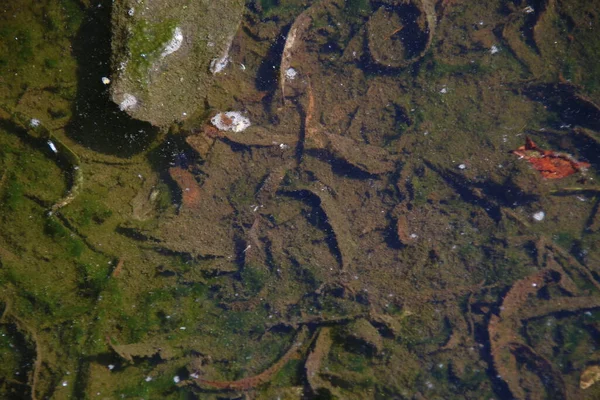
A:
1,0,600,399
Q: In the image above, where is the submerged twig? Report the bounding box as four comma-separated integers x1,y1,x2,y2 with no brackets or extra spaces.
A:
9,111,83,213
192,326,311,391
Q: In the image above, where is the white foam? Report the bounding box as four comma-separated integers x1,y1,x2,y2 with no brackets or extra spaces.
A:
119,93,138,111
211,111,251,133
210,56,229,74
161,27,183,57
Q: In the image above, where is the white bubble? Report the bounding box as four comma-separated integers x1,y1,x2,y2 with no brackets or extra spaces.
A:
532,211,545,221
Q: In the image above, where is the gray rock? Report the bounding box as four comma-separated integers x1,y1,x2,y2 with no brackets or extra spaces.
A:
110,0,244,127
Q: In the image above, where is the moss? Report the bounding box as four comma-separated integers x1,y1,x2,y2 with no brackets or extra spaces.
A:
458,364,489,391
72,197,113,227
127,17,177,84
260,1,305,19
59,0,84,36
345,0,371,17
260,0,279,14
228,176,259,210
43,216,85,258
1,174,24,211
76,262,109,295
271,359,303,387
44,57,59,69
425,57,488,79
119,368,187,398
240,264,269,296
223,309,268,335
553,232,575,250
155,182,173,211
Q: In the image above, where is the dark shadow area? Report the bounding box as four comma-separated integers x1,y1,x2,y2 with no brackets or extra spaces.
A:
522,83,600,132
0,323,35,400
424,160,538,222
281,190,343,270
67,0,160,157
358,1,430,75
305,148,380,180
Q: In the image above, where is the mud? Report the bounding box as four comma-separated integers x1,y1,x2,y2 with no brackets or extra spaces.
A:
1,0,600,399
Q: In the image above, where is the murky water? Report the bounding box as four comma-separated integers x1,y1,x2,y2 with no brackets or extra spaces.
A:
1,1,600,399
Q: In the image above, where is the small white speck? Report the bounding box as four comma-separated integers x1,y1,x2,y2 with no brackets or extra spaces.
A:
108,364,115,370
458,163,466,170
48,140,58,154
101,77,110,85
30,118,40,127
145,376,153,382
128,8,134,16
490,45,499,54
440,87,448,94
524,6,534,13
190,373,199,379
179,326,186,330
62,381,68,387
532,283,538,287
532,211,545,221
173,376,180,383
410,233,418,239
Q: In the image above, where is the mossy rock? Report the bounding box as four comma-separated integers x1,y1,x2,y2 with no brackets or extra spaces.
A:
110,0,244,127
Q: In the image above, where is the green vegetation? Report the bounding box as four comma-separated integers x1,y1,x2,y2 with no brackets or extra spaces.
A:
1,174,24,211
127,18,177,84
345,0,371,17
240,263,269,296
0,0,599,398
44,216,85,257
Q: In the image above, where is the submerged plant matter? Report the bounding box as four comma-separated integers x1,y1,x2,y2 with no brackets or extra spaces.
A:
1,0,600,399
512,137,591,179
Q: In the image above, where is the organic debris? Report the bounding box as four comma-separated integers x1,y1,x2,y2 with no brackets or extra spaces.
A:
581,365,600,390
192,327,310,391
512,137,590,179
305,327,336,396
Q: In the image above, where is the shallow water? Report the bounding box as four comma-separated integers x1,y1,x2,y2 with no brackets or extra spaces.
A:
1,1,600,399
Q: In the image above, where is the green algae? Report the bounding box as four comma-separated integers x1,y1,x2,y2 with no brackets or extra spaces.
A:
127,18,177,85
1,0,600,398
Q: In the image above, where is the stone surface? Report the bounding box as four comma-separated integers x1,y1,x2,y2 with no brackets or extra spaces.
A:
110,0,244,127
